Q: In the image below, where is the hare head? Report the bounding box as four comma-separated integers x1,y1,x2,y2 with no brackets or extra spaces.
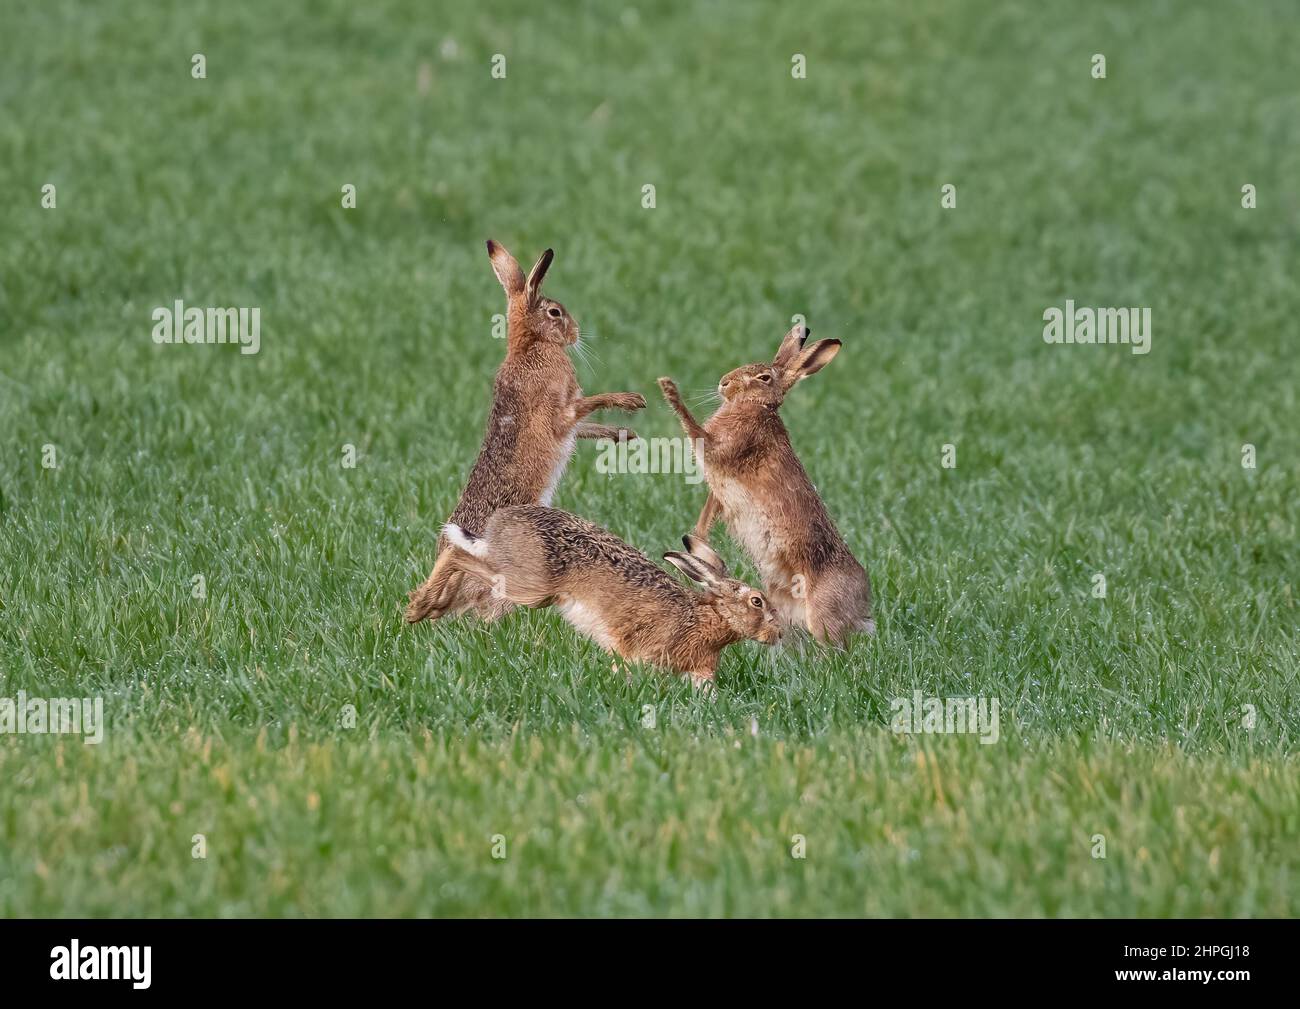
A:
486,239,580,348
664,535,782,645
717,323,841,406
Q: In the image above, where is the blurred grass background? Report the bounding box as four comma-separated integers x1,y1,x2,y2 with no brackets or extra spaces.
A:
0,0,1297,916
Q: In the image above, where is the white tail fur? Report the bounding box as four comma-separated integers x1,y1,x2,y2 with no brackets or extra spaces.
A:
443,523,489,557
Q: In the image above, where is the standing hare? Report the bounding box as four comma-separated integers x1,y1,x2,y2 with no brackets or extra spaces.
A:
657,322,873,645
441,506,781,687
405,241,645,623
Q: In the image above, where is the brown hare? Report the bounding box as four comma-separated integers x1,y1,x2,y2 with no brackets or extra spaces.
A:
405,241,645,624
657,322,874,646
440,506,781,687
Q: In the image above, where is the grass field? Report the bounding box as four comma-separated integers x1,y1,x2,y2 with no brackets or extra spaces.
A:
1,0,1297,917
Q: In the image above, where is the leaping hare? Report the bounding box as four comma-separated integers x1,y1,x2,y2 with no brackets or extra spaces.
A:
441,506,781,687
405,241,646,624
657,323,874,645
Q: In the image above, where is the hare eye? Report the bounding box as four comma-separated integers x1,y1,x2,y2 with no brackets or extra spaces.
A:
757,373,772,384
750,595,764,608
547,307,562,318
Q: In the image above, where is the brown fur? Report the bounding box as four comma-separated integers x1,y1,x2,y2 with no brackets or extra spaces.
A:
405,241,646,623
657,322,873,646
441,506,781,686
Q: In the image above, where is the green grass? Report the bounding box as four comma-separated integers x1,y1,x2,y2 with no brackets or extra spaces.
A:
1,0,1297,917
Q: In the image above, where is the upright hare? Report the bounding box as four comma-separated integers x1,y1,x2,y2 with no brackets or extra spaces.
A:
406,241,645,623
658,323,873,645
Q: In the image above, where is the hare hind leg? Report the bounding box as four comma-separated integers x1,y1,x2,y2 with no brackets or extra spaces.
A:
405,551,466,623
447,549,568,618
434,550,522,621
453,575,517,623
805,573,874,647
406,548,515,623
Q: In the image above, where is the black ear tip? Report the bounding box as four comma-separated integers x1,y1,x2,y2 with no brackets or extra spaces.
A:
485,239,496,252
682,534,693,550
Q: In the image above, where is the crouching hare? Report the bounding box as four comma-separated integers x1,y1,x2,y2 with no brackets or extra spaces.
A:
441,506,781,687
658,322,874,646
405,241,646,624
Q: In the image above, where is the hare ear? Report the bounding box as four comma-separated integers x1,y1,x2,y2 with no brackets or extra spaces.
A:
784,338,841,389
486,240,525,298
525,248,554,306
664,552,722,593
773,322,809,370
682,534,728,576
